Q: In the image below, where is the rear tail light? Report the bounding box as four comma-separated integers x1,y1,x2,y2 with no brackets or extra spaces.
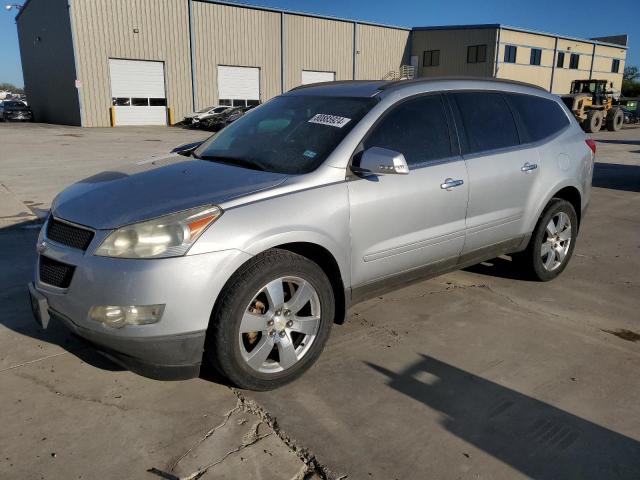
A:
585,138,596,155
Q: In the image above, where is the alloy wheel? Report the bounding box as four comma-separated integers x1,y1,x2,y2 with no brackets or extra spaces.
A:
239,276,321,374
541,212,572,271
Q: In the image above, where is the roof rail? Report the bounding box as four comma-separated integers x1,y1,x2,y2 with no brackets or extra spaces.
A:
379,76,548,92
288,80,384,92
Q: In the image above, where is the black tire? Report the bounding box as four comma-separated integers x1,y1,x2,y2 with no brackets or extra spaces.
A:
606,107,624,132
206,249,335,391
516,199,578,282
584,110,602,133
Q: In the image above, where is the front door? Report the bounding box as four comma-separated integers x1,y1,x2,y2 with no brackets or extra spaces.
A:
348,94,469,292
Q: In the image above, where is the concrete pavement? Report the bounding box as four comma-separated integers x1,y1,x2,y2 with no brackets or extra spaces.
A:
0,122,638,479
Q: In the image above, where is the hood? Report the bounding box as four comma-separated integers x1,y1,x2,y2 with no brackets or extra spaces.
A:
52,156,288,229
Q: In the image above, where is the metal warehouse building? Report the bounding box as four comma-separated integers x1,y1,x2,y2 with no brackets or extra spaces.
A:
411,25,627,95
16,0,627,127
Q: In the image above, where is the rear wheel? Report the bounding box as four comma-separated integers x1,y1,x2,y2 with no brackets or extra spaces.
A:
207,249,334,391
606,107,624,132
516,199,578,282
584,110,603,133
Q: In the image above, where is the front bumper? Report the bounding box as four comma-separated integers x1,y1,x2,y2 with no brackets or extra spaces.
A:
31,221,252,380
47,304,205,380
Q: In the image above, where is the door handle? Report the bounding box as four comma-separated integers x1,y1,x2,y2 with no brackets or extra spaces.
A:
440,178,464,190
521,162,538,173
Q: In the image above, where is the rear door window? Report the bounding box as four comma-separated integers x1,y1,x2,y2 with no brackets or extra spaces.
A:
363,94,453,166
506,93,570,143
451,92,520,155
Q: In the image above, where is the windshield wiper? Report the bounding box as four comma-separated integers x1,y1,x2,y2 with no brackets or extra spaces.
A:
198,155,266,172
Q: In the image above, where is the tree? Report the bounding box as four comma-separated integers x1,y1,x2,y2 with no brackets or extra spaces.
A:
0,83,24,94
622,66,640,97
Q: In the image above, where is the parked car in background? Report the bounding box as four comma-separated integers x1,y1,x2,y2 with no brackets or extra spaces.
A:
199,106,257,131
183,105,233,126
29,78,593,391
621,107,639,124
225,105,257,126
0,100,33,122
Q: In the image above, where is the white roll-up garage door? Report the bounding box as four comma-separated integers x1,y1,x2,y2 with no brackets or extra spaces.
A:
217,66,260,106
301,70,336,85
108,59,167,126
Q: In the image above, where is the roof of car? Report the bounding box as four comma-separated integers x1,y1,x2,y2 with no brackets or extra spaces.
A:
286,77,547,98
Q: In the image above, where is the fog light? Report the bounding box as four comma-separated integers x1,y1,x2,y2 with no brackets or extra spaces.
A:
89,304,165,328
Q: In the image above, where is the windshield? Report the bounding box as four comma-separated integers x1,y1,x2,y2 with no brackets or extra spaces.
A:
196,106,215,113
194,95,376,174
212,106,228,113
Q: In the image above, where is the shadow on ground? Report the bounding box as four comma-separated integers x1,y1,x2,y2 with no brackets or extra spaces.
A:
592,162,640,193
595,139,640,146
368,354,640,479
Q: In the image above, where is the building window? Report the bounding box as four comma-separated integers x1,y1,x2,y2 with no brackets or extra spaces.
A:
219,99,260,107
569,53,580,69
530,48,542,66
467,44,487,63
556,52,565,68
504,45,517,63
611,59,620,73
423,50,440,67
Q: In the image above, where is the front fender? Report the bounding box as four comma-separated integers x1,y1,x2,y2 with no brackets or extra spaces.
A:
190,182,352,288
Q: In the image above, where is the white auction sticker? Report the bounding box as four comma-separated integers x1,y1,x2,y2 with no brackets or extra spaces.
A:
308,114,351,128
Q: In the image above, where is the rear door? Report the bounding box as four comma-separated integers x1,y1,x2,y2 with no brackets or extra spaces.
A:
348,94,469,290
450,91,539,255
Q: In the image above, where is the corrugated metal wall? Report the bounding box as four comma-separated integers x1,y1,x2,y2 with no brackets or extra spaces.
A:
356,24,410,80
411,29,498,78
192,2,281,109
16,0,81,125
284,15,354,91
70,0,192,127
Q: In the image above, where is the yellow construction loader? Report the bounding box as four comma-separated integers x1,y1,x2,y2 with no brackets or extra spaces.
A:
560,79,624,133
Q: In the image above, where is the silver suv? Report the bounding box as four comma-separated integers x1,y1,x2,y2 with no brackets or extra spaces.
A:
29,78,594,390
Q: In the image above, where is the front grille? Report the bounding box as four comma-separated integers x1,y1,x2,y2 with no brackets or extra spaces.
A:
46,218,94,251
39,256,76,288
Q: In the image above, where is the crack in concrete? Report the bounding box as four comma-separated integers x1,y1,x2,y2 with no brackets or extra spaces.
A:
180,421,272,480
167,400,242,472
0,351,69,373
232,389,348,480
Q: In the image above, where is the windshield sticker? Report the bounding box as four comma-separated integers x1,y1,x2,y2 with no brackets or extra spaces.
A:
303,150,317,159
308,114,351,128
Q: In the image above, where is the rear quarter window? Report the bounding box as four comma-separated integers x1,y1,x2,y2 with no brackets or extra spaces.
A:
507,93,570,143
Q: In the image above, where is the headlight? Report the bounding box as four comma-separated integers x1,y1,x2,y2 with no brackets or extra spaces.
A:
90,304,165,328
95,205,222,258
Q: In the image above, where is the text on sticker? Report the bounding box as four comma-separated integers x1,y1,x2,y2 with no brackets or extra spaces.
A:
308,114,351,128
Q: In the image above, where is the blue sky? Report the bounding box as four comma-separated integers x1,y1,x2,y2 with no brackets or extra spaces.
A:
0,0,637,88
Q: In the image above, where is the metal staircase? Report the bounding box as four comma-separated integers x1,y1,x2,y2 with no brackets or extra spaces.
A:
382,65,416,81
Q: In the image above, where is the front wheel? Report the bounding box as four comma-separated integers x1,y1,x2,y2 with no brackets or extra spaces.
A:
516,199,578,281
207,250,334,391
606,108,624,132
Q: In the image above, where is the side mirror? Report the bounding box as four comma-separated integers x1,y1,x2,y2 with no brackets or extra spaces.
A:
171,141,204,156
355,147,409,175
